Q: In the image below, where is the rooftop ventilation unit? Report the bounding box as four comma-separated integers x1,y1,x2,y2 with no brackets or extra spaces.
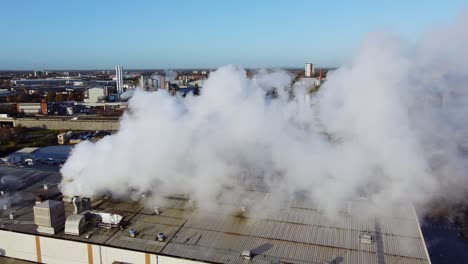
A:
65,214,86,236
359,233,373,244
95,212,123,229
34,200,65,234
241,250,252,260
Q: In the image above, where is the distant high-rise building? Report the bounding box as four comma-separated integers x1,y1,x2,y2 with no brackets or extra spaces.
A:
305,63,314,77
34,70,43,78
115,66,123,93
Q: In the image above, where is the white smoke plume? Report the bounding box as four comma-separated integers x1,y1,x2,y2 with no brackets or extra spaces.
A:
164,70,177,82
60,11,468,216
120,89,134,101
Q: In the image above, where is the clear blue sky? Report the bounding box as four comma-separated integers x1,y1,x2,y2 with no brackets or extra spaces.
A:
0,0,466,70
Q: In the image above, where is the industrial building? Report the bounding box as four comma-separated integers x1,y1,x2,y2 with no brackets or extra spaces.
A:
2,146,72,166
84,87,108,103
0,166,431,264
305,63,315,78
140,74,166,91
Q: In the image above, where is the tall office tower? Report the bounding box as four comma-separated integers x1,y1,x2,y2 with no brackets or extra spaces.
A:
115,66,123,93
305,63,314,77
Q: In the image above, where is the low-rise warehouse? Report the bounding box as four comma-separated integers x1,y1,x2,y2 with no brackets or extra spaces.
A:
0,166,431,264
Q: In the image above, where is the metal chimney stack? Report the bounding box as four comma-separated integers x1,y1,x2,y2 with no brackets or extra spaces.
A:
81,197,92,211
72,196,82,214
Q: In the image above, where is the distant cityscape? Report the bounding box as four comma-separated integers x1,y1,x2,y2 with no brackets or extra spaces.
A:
0,64,329,120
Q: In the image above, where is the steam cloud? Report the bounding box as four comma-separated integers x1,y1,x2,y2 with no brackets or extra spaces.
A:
164,70,177,82
60,11,468,216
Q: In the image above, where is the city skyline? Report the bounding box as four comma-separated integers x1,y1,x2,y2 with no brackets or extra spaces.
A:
0,0,466,70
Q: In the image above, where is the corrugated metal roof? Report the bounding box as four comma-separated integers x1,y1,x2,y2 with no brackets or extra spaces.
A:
0,166,431,264
165,227,382,264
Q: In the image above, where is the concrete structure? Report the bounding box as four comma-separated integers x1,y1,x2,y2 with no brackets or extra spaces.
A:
305,63,315,77
115,66,123,94
84,87,107,103
16,103,42,115
13,117,119,131
0,165,432,264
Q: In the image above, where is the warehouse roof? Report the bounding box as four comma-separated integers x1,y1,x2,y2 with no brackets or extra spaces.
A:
0,166,431,264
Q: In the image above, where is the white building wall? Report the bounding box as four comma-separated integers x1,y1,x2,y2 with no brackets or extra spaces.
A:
40,236,89,264
84,88,106,103
91,244,102,264
158,255,203,264
0,230,37,262
18,104,41,114
100,246,146,264
0,230,182,264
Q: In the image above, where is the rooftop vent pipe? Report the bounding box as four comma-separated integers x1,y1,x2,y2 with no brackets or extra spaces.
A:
157,232,166,242
129,228,137,238
72,196,82,214
81,197,92,211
